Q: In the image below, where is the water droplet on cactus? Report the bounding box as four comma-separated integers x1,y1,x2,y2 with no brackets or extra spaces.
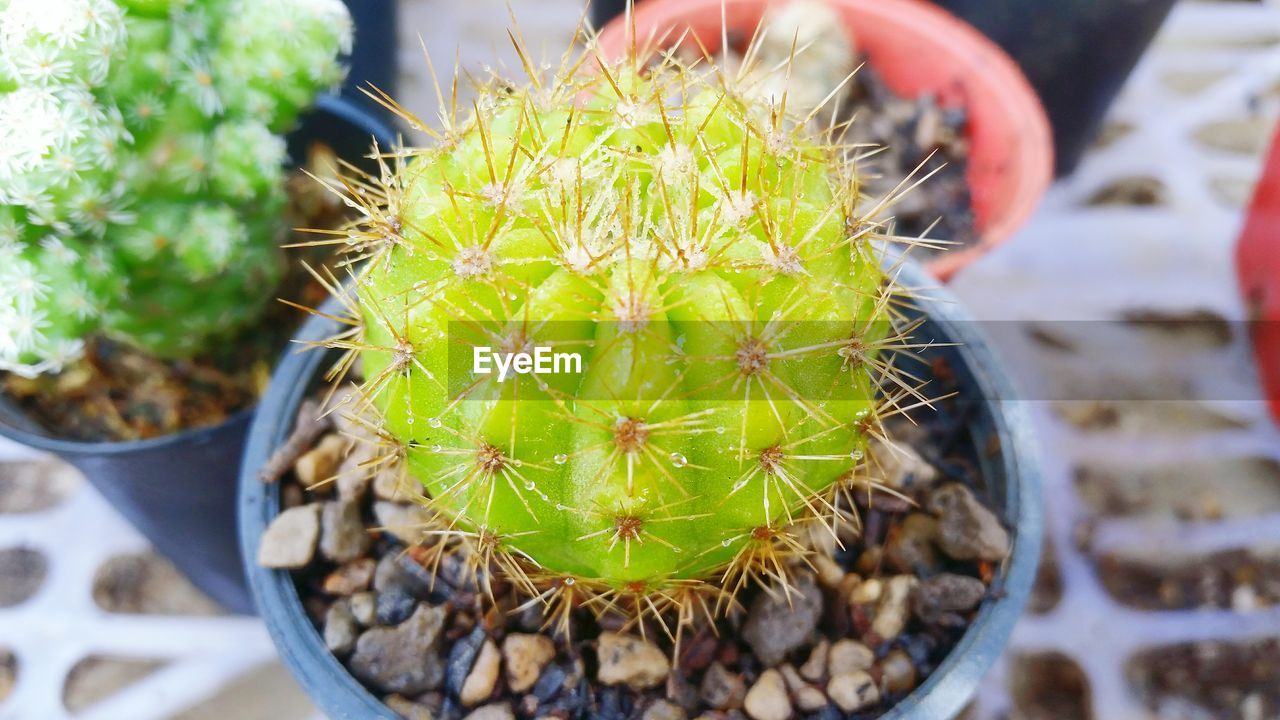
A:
564,577,575,586
524,480,535,491
715,426,726,434
669,452,688,468
850,449,865,461
721,539,732,547
511,458,523,467
428,417,442,428
553,453,568,465
430,444,442,453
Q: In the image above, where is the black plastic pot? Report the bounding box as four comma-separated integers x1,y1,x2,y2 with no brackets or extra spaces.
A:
0,95,396,616
239,260,1043,719
589,0,1175,176
927,0,1175,176
341,0,398,115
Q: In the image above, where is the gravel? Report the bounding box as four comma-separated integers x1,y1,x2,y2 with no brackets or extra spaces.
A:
257,504,321,569
596,632,670,691
265,373,1009,718
320,499,372,563
348,603,447,695
927,483,1012,562
502,633,555,693
459,639,501,706
323,599,359,656
741,575,823,667
743,668,791,720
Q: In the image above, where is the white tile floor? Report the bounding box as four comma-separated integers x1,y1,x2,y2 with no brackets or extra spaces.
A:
3,0,1280,717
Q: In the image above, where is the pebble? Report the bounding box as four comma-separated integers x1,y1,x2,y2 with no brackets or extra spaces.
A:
374,501,436,544
643,699,688,720
743,669,791,720
323,599,359,656
502,633,556,693
848,577,882,605
911,573,987,626
447,627,489,699
323,558,376,596
812,555,845,589
799,640,829,683
872,575,918,641
869,436,938,491
795,684,828,712
349,603,447,695
460,639,502,706
880,649,919,695
385,694,435,720
742,575,823,667
884,513,940,575
374,553,434,598
778,665,805,692
335,447,373,501
927,483,1010,562
295,434,348,487
699,662,745,710
913,103,945,151
827,670,880,712
376,588,417,625
667,671,700,711
532,662,570,701
827,640,874,675
374,464,423,502
320,499,372,563
596,632,670,691
257,504,321,568
349,591,377,626
463,702,515,720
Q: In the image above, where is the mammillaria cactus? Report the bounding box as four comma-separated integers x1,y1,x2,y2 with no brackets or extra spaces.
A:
0,0,351,377
327,40,917,631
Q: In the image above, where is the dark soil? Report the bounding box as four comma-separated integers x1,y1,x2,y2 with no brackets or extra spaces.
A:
1128,638,1280,720
840,62,978,255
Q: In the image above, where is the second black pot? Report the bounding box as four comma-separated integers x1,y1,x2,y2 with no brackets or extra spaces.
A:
238,260,1043,718
928,0,1176,175
0,96,397,615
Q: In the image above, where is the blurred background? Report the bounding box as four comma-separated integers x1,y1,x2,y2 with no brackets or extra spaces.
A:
2,0,1280,718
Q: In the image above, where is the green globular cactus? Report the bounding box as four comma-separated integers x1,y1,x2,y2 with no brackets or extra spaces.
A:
0,0,350,377
330,46,907,626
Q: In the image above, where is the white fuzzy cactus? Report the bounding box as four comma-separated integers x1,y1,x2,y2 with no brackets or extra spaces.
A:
0,0,351,378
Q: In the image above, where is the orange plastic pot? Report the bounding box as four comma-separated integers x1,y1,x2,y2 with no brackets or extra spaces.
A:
595,0,1053,281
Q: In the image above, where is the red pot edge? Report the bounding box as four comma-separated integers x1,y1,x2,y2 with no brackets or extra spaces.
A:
1236,125,1280,423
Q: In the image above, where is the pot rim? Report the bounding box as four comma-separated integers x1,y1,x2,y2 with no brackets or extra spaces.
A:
239,259,1043,720
0,94,397,458
594,0,1054,281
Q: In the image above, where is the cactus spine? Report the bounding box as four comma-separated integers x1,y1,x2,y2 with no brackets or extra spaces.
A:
326,33,918,632
0,0,351,376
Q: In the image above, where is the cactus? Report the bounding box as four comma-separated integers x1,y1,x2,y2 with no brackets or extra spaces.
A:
0,0,351,377
324,34,920,634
